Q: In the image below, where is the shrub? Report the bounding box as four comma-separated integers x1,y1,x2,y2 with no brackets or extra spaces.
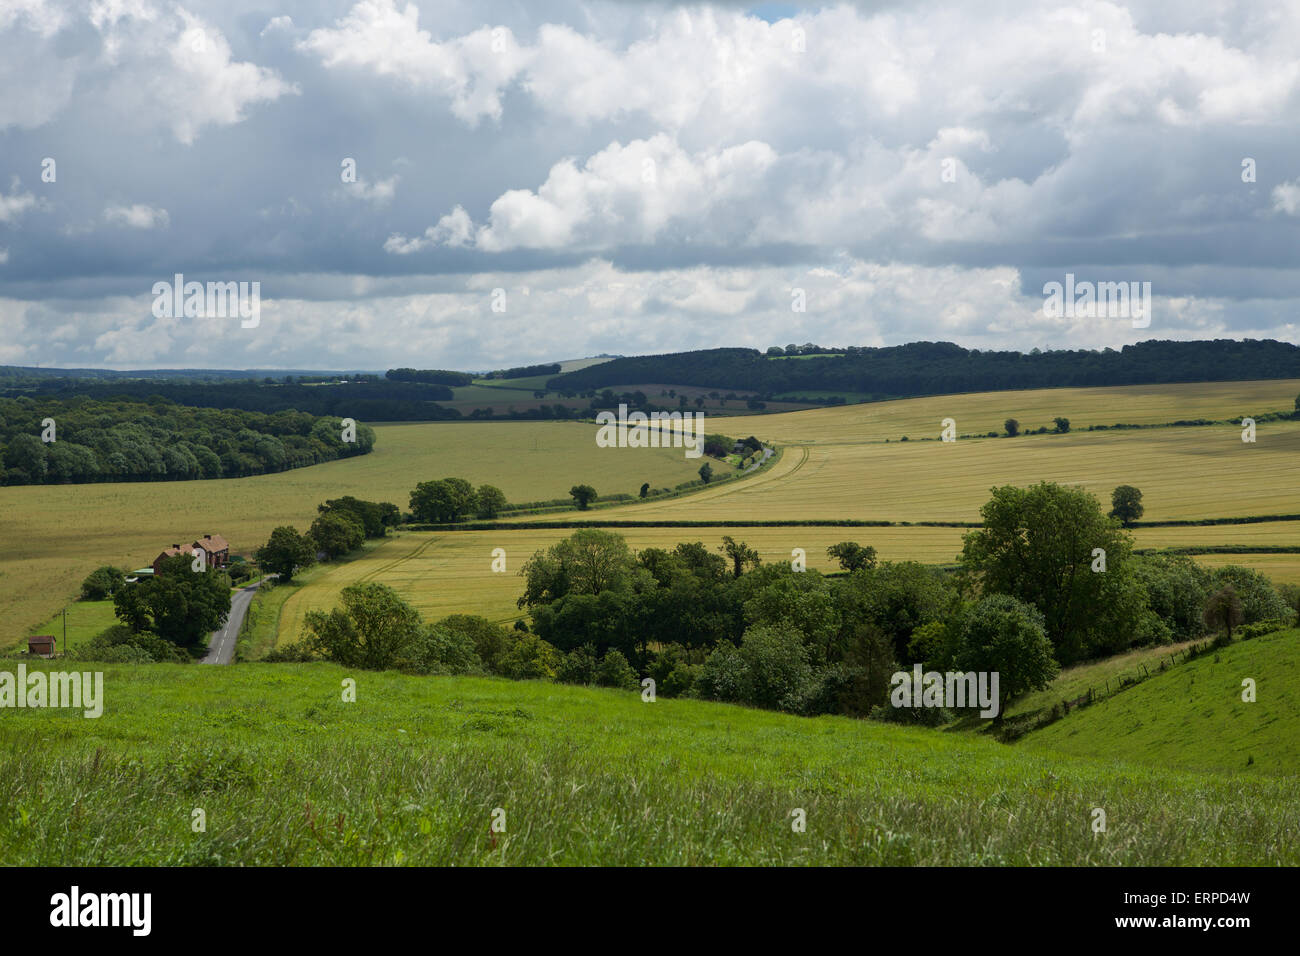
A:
497,634,562,681
595,649,639,690
557,644,599,685
80,566,124,601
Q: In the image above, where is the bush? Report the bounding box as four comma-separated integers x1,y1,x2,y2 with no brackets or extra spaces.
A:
435,615,515,673
405,625,480,675
557,644,599,685
69,623,188,664
595,649,639,690
496,634,562,681
1236,619,1291,640
80,566,124,601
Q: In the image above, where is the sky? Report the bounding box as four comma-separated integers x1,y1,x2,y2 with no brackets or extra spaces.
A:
0,0,1298,370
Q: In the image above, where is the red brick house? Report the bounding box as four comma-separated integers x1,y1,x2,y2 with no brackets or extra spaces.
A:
28,635,56,658
192,534,230,568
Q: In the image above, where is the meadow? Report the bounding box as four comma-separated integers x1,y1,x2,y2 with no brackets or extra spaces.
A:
0,661,1294,865
1023,628,1300,776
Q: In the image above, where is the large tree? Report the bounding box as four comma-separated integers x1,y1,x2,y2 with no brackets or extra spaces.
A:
952,594,1059,723
960,482,1145,664
1110,485,1145,527
255,525,316,582
410,477,478,523
310,511,365,559
114,554,231,647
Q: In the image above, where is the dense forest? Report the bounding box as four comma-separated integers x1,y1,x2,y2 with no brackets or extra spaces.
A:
3,379,457,420
0,397,375,485
546,340,1300,398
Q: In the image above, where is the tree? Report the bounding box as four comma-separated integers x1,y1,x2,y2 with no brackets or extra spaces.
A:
953,594,1059,722
518,529,636,606
698,462,714,483
1110,485,1144,527
81,565,124,600
255,525,315,582
720,535,761,578
1203,585,1244,642
475,484,508,519
310,511,365,559
827,541,877,572
302,582,424,670
114,554,231,647
639,482,650,499
1053,417,1070,433
570,484,597,510
960,482,1143,664
410,477,477,523
1004,418,1020,437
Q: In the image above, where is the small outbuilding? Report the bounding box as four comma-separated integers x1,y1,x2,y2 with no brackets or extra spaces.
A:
28,635,56,658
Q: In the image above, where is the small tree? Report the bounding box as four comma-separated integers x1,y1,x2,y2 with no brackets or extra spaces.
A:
81,565,125,600
1110,485,1145,527
698,462,714,483
475,484,508,519
302,582,424,670
1004,418,1020,437
1053,417,1070,433
310,511,365,559
639,482,650,499
827,542,877,572
720,535,761,578
570,484,598,510
1203,585,1244,642
255,525,315,582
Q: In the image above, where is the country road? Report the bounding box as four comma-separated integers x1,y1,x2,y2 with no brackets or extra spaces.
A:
202,580,262,665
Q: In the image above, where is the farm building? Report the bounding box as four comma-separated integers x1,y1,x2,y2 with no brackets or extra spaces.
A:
151,533,231,574
28,635,56,658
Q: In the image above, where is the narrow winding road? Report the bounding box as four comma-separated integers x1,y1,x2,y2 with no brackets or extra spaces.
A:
202,581,263,665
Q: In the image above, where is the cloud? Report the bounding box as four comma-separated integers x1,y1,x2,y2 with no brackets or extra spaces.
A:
299,0,528,124
343,175,400,206
0,182,38,223
103,202,170,229
1272,180,1300,216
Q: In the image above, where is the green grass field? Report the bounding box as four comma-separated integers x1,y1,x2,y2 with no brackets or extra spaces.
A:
0,662,1294,865
1023,628,1300,776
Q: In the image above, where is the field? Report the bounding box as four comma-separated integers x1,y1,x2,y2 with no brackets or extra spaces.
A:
1023,628,1300,776
0,421,702,649
506,423,1300,524
6,378,1298,651
0,661,1295,865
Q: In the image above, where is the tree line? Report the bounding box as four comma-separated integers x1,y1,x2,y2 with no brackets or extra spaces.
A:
546,340,1300,401
0,397,375,485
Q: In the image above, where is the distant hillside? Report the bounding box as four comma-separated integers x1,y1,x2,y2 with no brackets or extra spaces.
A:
546,340,1300,399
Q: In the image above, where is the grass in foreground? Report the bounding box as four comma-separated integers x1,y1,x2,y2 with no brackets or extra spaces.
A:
0,663,1295,865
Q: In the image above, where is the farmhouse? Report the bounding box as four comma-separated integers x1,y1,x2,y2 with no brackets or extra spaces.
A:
150,534,230,574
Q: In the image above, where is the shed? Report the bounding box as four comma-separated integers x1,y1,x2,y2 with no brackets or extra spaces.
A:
28,635,56,658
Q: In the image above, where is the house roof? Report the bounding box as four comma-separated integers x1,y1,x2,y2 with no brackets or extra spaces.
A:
195,534,230,552
156,545,194,560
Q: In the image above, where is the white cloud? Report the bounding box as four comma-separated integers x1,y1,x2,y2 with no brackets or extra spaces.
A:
103,202,169,229
0,181,37,222
343,175,399,206
299,0,528,124
1272,180,1300,216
